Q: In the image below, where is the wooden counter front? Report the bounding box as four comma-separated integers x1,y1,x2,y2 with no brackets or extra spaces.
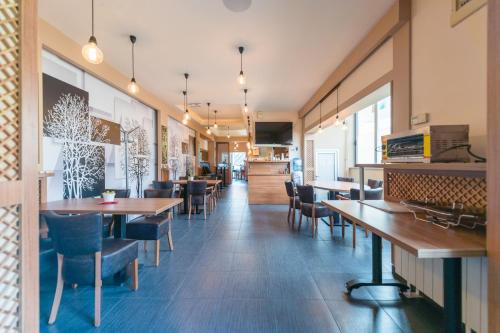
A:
248,161,290,204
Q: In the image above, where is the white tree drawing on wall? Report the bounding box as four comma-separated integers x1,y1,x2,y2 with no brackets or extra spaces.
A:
121,119,150,197
44,93,109,198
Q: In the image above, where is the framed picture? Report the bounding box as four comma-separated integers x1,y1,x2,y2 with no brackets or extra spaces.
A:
450,0,486,27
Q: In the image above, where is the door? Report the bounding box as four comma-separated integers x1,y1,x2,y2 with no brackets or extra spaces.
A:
0,0,39,331
315,150,339,182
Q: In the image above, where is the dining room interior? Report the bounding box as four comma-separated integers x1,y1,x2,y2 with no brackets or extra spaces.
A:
1,0,499,332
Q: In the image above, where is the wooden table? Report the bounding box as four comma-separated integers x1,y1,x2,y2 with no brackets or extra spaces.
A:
172,180,222,213
322,200,486,333
40,197,183,238
307,180,369,199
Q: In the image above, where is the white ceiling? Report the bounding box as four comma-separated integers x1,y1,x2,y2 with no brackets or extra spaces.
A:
39,0,396,130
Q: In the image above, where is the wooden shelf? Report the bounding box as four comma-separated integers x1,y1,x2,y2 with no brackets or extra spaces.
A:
356,163,486,173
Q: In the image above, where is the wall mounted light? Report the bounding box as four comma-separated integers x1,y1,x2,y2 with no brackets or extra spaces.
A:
82,0,104,64
238,46,246,85
127,35,139,94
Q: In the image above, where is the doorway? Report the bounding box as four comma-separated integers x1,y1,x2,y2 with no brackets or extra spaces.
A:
315,149,339,182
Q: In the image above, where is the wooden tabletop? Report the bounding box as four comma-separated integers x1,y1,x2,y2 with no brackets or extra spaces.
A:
307,180,369,192
40,197,183,215
321,200,486,258
172,179,222,186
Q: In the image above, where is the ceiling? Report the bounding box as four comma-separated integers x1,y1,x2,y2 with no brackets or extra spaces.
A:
39,0,396,132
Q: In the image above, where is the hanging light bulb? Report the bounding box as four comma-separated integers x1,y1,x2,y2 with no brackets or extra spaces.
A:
82,0,104,64
243,89,248,113
183,74,190,120
334,115,340,127
238,46,246,85
127,35,139,94
213,110,218,129
206,128,211,135
227,126,231,139
206,102,211,134
342,120,348,131
318,125,323,134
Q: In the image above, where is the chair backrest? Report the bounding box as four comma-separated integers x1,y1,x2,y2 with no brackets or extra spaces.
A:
337,176,354,183
152,180,174,190
284,181,295,197
296,185,315,204
349,187,383,200
367,179,383,189
187,180,207,195
105,188,130,198
144,188,173,198
43,212,102,256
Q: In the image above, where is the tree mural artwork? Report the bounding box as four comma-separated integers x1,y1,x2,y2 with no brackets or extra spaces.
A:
121,119,151,197
44,93,109,199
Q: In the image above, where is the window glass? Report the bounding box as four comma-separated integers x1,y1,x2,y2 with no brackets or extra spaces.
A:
376,96,391,162
356,105,375,164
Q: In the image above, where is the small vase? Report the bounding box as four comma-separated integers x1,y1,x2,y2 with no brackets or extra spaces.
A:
102,193,115,202
188,176,194,181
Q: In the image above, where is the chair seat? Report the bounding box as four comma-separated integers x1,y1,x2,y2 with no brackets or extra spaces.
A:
126,215,170,240
62,239,139,285
301,202,337,218
190,194,206,205
289,197,301,208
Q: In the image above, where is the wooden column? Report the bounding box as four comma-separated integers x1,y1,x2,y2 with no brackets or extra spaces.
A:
487,0,500,331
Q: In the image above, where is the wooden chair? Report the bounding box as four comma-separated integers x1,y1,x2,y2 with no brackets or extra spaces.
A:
43,212,139,327
296,185,338,238
284,181,300,228
186,181,209,220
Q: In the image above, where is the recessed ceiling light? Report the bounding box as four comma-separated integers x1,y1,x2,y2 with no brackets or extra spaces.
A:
223,0,252,12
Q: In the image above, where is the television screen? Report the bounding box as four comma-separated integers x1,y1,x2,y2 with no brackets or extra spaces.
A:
255,122,293,145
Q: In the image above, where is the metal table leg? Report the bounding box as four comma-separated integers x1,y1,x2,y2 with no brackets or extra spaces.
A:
443,258,463,333
346,234,408,294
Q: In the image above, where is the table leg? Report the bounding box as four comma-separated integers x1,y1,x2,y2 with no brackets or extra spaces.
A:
443,258,463,333
112,214,127,239
345,234,408,294
183,184,189,214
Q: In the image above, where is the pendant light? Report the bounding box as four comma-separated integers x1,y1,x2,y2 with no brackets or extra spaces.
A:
318,101,323,133
213,110,218,129
127,35,139,94
206,102,211,135
246,115,251,149
243,88,248,113
334,85,341,126
181,90,188,124
342,120,348,131
183,73,190,121
227,126,231,139
82,0,104,64
238,46,246,85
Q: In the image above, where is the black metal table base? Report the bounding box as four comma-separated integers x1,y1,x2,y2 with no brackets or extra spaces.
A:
345,278,408,295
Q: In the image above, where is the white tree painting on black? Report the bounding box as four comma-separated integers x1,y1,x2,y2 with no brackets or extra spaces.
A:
43,74,108,199
120,118,150,197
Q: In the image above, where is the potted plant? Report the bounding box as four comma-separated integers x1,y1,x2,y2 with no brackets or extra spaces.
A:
102,190,116,203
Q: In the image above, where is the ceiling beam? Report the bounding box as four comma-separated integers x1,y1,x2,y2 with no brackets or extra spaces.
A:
297,0,410,119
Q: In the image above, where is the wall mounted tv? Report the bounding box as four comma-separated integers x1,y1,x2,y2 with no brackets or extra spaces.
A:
255,122,293,145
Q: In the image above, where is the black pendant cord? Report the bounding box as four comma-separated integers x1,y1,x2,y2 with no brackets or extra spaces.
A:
91,0,95,37
319,102,322,127
214,110,217,126
131,38,136,80
184,74,189,112
207,103,211,129
244,89,247,105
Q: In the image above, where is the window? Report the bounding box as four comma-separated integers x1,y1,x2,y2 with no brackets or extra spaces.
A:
355,96,391,164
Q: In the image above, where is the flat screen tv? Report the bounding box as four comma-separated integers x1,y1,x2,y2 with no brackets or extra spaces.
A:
255,122,293,145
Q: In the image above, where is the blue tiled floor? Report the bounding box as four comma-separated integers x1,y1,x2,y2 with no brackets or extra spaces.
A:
40,181,443,333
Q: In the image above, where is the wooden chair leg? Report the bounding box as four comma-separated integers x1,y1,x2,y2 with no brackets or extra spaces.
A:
298,208,303,231
203,197,207,220
287,205,291,224
292,200,296,228
48,253,64,325
311,206,316,238
94,252,102,327
144,240,147,251
155,240,160,267
188,195,192,220
131,258,138,291
109,221,114,237
352,222,357,248
167,222,174,251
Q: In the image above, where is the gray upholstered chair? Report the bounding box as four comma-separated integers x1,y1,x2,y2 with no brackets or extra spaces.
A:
186,181,209,220
43,212,139,327
284,181,300,227
367,179,384,189
296,185,338,238
126,188,174,267
152,180,174,191
336,176,355,198
102,188,130,237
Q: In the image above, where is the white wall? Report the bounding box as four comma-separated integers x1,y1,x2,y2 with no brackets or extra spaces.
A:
411,0,487,156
